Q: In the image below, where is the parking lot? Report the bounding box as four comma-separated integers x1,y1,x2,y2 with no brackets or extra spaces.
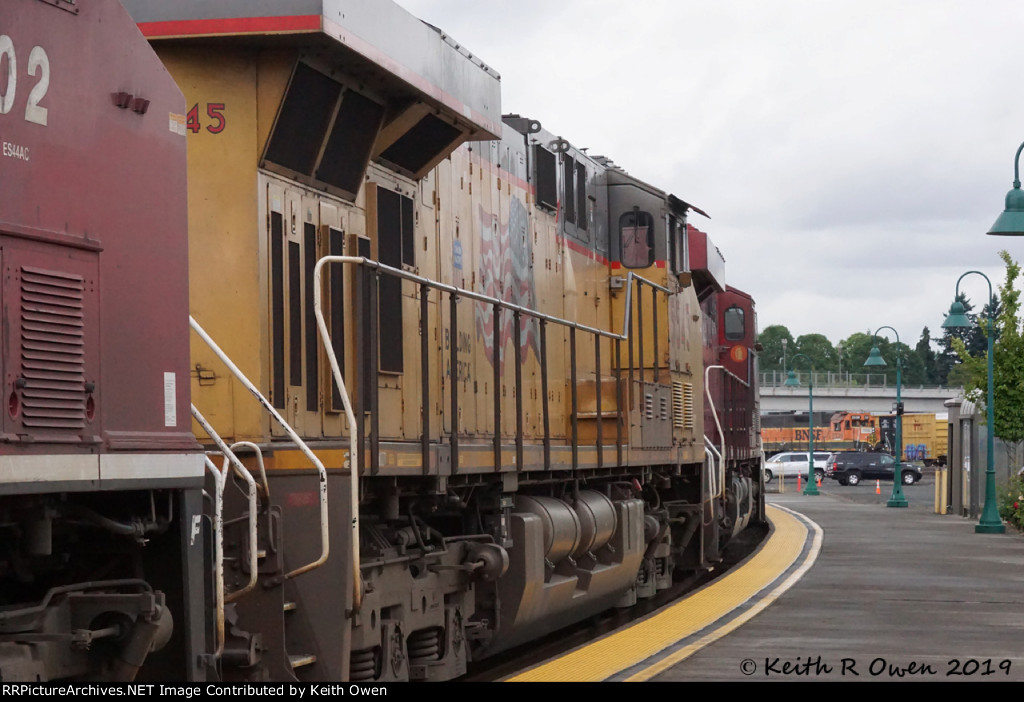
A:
767,467,940,510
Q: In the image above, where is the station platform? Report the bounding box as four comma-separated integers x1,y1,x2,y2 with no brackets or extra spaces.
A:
506,486,1024,682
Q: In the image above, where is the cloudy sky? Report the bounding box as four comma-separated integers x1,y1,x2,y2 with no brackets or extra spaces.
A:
396,0,1024,349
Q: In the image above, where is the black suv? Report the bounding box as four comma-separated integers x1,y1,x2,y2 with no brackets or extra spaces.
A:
825,452,922,486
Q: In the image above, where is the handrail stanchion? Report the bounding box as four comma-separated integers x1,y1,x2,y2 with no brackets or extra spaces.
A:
191,406,259,601
201,455,225,660
306,258,673,615
189,317,330,584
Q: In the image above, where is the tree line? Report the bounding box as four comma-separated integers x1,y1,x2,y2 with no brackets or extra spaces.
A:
757,291,999,387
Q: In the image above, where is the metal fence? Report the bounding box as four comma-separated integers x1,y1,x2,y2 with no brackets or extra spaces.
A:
759,371,950,389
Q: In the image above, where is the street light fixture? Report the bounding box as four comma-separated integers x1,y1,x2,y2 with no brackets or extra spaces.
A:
780,338,788,384
943,273,1006,533
862,327,909,508
785,354,819,496
988,141,1024,236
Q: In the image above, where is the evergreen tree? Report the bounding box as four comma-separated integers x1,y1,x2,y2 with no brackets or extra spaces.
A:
952,251,1024,467
915,327,939,385
936,293,987,385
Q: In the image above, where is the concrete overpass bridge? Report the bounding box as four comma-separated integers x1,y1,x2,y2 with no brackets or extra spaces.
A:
759,371,962,415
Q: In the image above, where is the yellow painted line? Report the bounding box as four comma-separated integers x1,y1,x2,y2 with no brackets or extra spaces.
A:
626,505,823,681
507,503,821,682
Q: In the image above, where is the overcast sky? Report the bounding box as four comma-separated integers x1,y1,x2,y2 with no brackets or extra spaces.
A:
397,0,1024,349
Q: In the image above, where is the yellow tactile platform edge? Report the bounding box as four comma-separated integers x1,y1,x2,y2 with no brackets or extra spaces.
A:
506,504,821,682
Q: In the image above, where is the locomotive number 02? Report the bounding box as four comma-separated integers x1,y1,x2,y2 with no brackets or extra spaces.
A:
0,36,50,127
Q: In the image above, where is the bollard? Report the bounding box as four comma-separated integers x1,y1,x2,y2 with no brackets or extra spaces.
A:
934,466,948,514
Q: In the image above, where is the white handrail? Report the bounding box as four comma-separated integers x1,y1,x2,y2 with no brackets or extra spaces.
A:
189,316,329,580
305,257,678,614
201,455,225,660
704,438,722,499
704,365,727,497
228,441,271,503
191,405,258,602
311,257,362,612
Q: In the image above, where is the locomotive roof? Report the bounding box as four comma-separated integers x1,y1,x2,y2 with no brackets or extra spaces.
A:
688,225,727,297
122,0,503,141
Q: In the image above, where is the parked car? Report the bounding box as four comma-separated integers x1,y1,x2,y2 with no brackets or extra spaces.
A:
764,452,832,483
825,452,922,486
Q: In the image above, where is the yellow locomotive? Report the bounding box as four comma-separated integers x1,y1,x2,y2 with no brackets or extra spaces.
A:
125,0,763,682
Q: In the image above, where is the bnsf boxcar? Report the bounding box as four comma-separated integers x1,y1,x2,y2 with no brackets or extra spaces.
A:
0,0,204,681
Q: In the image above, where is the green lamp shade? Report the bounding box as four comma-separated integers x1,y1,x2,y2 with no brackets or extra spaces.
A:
942,300,971,328
863,346,887,367
988,185,1024,236
783,370,800,387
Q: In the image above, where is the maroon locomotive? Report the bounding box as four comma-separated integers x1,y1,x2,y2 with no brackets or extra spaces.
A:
0,0,204,681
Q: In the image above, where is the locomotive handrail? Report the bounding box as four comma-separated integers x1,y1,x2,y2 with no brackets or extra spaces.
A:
705,366,731,498
189,316,330,582
200,454,226,660
317,256,633,340
309,257,677,612
227,441,271,504
615,271,671,339
704,440,722,502
191,405,259,602
704,365,751,500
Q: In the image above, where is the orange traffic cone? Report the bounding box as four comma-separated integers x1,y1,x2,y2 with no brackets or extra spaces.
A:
875,480,881,494
817,475,822,487
797,473,802,491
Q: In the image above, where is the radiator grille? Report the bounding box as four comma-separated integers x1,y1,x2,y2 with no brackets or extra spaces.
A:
672,381,695,430
20,266,86,430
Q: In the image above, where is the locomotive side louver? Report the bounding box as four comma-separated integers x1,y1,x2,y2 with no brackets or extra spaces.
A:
20,266,86,431
672,382,695,431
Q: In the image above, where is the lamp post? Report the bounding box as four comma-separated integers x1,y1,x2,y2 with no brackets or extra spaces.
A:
862,327,909,508
988,141,1024,236
784,353,819,496
943,274,1006,533
780,338,788,385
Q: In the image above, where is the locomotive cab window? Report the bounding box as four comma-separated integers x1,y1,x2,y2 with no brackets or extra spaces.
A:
723,305,745,340
620,210,654,268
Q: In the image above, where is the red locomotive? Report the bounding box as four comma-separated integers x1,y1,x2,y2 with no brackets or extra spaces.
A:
0,0,204,681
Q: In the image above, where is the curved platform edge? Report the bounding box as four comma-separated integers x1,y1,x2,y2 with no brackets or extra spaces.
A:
507,503,823,682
